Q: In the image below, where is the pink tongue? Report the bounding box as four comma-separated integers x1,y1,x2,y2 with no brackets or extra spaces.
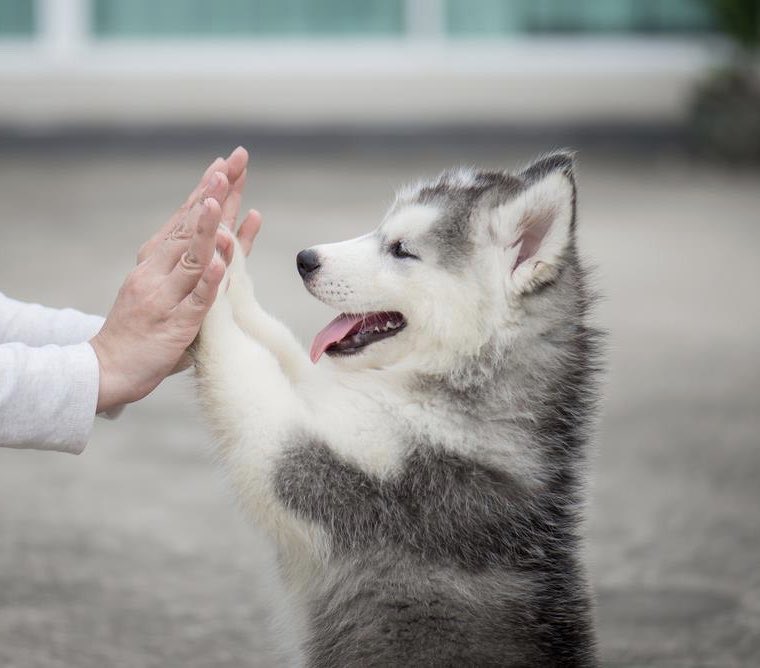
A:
310,313,365,363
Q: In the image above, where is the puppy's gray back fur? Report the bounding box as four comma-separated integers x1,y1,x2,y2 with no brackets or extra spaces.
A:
274,153,601,667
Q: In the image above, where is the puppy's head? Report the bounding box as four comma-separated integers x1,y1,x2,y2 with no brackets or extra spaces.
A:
298,151,578,374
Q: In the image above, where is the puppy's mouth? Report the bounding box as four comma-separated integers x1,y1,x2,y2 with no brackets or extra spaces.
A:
310,311,406,363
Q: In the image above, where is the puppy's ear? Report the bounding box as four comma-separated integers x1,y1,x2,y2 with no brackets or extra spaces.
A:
491,151,576,294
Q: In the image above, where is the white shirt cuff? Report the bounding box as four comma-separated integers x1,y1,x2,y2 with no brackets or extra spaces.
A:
0,342,100,454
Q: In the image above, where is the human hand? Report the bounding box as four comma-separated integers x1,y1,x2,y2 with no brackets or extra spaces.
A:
139,146,259,376
90,163,232,413
137,146,259,263
138,144,260,356
216,150,262,257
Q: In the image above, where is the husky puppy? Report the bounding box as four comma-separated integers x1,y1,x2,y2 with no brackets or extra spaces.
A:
194,151,601,667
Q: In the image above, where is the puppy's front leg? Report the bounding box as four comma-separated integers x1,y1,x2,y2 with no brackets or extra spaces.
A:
195,288,313,551
224,235,311,383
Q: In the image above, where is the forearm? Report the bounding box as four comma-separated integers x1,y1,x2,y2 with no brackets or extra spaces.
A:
195,295,312,549
227,249,311,383
196,295,300,445
233,296,311,383
0,292,104,346
0,342,100,454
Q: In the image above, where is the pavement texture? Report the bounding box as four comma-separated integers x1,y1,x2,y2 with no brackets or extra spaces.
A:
0,139,759,667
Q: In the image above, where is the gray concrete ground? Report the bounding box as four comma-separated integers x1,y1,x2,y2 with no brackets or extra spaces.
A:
0,141,759,667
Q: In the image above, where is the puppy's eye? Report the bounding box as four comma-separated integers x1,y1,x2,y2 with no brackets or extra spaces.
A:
390,240,419,260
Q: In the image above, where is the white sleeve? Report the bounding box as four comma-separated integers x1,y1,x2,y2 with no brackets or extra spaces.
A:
0,342,100,454
0,291,104,346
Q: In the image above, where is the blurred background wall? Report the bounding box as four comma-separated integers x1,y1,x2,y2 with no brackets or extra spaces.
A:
0,0,727,130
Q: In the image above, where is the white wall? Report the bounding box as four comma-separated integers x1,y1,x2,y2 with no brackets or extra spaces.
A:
0,0,724,129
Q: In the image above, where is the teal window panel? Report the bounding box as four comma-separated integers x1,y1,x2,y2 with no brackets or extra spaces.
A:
446,0,525,35
446,0,715,35
0,0,35,36
93,0,404,37
629,0,714,33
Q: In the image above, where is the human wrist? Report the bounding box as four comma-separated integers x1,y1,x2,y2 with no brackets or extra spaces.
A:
89,331,138,413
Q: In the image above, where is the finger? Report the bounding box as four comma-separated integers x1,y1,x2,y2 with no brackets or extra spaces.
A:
177,168,229,232
149,172,229,275
237,209,263,256
162,197,223,305
225,146,248,187
178,156,227,217
215,227,234,265
137,159,226,263
221,167,247,230
200,157,228,191
179,254,226,317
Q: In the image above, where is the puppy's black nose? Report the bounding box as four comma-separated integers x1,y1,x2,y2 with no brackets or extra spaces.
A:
296,249,321,279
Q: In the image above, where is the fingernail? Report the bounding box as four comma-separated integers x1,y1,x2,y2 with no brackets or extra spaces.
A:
202,157,223,181
207,172,220,191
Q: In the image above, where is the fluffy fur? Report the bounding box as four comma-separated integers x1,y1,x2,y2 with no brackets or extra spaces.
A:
194,151,602,667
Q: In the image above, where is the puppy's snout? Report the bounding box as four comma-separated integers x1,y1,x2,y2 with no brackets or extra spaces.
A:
296,249,321,279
